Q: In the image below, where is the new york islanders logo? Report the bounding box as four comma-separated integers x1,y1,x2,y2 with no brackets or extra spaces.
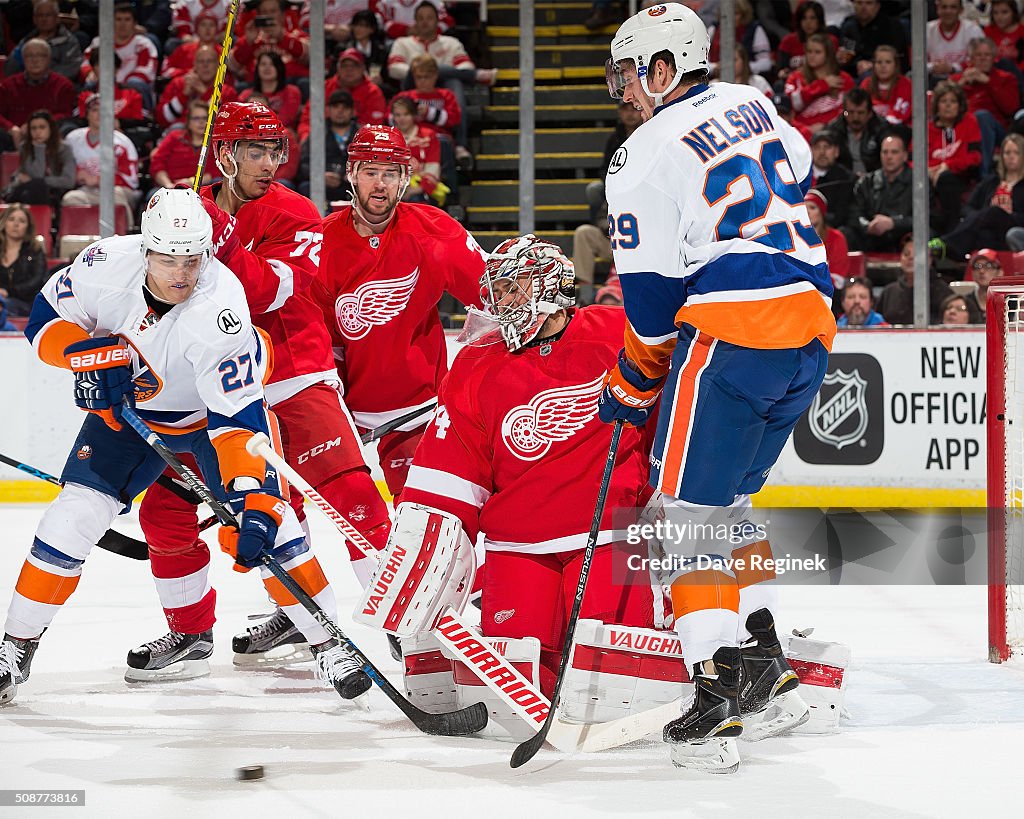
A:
334,268,420,340
500,373,606,461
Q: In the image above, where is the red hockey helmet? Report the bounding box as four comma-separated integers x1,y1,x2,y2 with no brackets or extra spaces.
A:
346,125,412,168
213,101,288,146
212,101,289,181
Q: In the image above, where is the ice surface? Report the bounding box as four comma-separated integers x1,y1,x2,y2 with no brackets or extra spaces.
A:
1,504,1022,819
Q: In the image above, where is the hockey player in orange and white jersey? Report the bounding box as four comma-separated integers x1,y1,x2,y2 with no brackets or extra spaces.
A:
0,190,368,705
598,5,835,772
134,103,391,676
313,124,486,501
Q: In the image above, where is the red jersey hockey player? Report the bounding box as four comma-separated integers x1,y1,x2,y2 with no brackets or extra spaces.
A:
391,235,661,697
135,103,390,675
313,124,485,499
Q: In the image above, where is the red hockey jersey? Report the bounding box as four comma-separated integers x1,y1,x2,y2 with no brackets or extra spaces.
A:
403,306,654,553
313,202,485,429
200,181,335,405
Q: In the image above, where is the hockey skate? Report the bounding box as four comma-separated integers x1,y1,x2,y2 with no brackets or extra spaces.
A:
232,608,311,667
738,608,810,742
125,629,214,682
387,634,402,662
663,646,744,774
0,633,40,705
312,639,372,700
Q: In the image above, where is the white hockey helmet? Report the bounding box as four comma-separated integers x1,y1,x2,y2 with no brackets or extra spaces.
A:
459,234,575,352
606,3,709,107
141,188,214,257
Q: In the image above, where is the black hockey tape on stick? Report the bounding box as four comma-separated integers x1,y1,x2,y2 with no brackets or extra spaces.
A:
510,419,624,769
359,402,437,445
0,451,150,561
119,408,488,737
193,0,241,191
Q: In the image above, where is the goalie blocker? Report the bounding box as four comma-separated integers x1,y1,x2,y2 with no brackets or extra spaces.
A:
353,503,476,637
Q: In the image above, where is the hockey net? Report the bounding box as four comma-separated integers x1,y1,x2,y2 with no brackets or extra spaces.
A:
988,280,1024,662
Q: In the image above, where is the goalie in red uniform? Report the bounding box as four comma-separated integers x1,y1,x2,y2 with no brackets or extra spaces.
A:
352,236,678,740
313,124,486,502
134,102,390,682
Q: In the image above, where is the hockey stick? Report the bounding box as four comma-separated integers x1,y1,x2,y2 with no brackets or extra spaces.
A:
510,419,624,768
192,0,241,192
434,607,683,753
250,430,661,751
359,402,437,446
0,451,150,561
248,432,376,555
119,410,486,736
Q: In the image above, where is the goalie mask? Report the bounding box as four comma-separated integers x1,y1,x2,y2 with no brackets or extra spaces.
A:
606,3,709,108
458,234,575,352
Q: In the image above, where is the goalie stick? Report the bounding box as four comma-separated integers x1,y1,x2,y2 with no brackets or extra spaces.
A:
359,402,437,446
510,419,624,769
249,432,665,753
118,410,486,737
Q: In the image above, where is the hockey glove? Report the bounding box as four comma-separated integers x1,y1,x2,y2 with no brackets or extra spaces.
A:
598,350,665,427
64,337,135,431
200,196,242,265
218,490,287,571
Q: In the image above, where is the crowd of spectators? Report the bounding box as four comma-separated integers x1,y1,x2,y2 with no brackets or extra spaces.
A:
574,0,1024,325
0,0,494,315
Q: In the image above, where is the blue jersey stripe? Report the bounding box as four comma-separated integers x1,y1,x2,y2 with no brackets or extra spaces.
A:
685,252,833,300
208,397,269,436
619,271,688,339
25,293,60,345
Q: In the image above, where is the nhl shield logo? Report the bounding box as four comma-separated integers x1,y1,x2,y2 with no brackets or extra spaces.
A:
809,369,868,450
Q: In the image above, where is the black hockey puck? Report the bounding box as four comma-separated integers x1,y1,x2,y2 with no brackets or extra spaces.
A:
236,765,265,781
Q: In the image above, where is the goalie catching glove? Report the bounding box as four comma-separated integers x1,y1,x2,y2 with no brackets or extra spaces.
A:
598,349,664,427
218,482,288,571
64,336,135,431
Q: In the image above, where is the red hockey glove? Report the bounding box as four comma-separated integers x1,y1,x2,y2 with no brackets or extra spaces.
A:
201,196,242,265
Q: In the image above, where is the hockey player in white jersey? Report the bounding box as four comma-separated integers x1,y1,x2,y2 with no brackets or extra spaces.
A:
598,5,837,772
0,189,369,704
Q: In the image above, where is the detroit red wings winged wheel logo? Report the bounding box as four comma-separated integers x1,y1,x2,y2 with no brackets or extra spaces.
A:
500,373,607,461
334,267,420,340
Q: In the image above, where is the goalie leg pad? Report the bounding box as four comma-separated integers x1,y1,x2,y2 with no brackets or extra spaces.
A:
402,631,457,714
354,503,476,637
561,619,692,725
444,631,545,743
781,632,851,734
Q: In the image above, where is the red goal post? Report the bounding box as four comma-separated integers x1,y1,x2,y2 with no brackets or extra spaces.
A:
987,277,1024,662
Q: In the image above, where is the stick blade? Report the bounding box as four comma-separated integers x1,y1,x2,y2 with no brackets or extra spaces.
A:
510,724,549,768
97,529,150,561
412,701,490,736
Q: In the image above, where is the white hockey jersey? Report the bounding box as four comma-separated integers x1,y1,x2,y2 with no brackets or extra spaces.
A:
604,81,836,380
26,235,273,486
